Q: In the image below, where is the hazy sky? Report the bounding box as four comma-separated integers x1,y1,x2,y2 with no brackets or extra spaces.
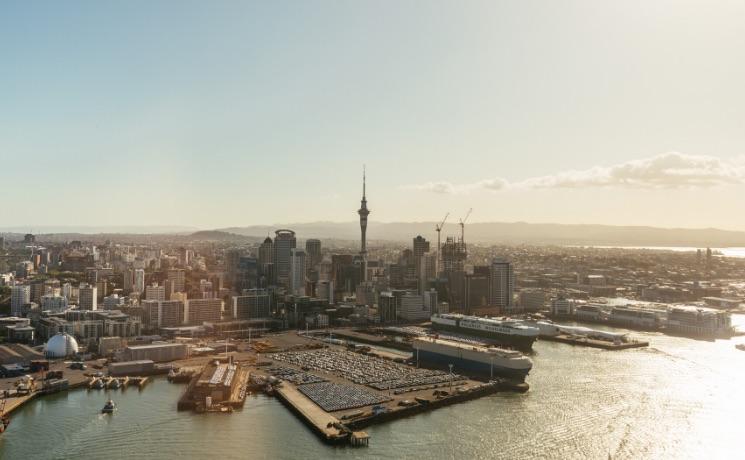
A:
2,1,745,230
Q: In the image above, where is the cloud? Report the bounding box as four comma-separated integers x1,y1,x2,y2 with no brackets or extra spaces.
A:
517,152,745,189
404,152,745,194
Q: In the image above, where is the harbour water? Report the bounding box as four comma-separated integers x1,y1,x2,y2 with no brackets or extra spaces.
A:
2,317,744,460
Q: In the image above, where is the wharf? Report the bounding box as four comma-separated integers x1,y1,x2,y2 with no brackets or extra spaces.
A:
274,383,348,444
541,334,649,350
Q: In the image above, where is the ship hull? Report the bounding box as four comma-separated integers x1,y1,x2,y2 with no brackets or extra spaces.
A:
431,322,537,351
417,350,530,381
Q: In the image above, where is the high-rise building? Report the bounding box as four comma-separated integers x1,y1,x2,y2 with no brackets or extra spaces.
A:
232,289,271,320
258,236,274,285
145,283,166,302
62,282,73,301
168,269,186,293
41,293,69,312
134,268,146,294
305,239,322,273
240,257,260,292
413,235,430,265
273,230,296,287
186,298,223,325
159,300,185,327
290,248,307,296
225,248,243,289
259,237,273,265
78,283,98,310
465,270,490,312
519,289,545,312
489,258,515,312
358,167,370,282
11,285,31,316
316,280,334,305
398,292,429,321
419,253,437,294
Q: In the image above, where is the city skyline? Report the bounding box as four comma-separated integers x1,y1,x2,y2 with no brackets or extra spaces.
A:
4,2,745,230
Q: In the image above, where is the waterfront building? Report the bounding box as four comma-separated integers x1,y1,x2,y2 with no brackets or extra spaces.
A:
551,297,574,316
519,289,545,312
233,289,271,320
666,305,732,336
159,300,185,328
119,342,188,362
399,292,429,321
186,298,223,325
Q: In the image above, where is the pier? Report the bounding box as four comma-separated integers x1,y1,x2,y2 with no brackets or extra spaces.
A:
540,335,649,350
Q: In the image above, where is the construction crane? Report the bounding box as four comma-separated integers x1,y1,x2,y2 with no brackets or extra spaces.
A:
435,212,449,275
459,208,473,242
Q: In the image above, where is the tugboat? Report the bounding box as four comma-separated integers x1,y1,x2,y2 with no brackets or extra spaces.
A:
101,399,116,414
0,399,10,433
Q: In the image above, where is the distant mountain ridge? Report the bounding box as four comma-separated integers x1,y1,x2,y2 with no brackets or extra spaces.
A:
218,221,745,247
4,222,745,247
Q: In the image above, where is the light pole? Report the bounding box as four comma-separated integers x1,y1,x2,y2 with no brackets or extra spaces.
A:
416,347,419,368
490,356,494,381
448,364,453,392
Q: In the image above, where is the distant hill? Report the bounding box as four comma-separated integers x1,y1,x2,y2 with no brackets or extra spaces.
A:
0,225,198,235
218,221,745,247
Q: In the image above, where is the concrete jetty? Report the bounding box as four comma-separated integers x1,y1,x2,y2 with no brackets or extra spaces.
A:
274,384,348,444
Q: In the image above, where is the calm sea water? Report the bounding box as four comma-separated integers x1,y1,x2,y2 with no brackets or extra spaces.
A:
2,317,745,460
571,246,745,258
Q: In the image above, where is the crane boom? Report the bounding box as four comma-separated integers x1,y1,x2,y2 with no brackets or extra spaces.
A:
435,212,449,276
459,208,473,241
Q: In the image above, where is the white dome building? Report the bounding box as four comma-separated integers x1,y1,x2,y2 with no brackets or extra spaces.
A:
44,333,79,358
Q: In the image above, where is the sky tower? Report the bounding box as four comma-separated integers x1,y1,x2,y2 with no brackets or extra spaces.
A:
358,166,370,281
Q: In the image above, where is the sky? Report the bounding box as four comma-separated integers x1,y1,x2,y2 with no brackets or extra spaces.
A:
2,1,745,231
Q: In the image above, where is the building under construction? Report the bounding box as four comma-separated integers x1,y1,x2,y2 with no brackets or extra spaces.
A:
440,236,467,310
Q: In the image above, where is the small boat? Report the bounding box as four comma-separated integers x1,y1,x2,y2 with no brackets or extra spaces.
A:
101,400,116,414
736,344,745,352
109,379,121,390
92,378,106,390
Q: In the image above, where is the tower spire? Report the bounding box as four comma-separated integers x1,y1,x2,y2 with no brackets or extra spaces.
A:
358,165,370,282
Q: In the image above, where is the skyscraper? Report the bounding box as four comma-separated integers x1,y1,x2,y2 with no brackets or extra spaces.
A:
11,285,30,316
258,236,275,286
358,167,370,282
290,248,307,296
134,268,146,294
489,258,515,312
168,269,186,293
274,230,297,287
305,239,322,272
78,283,98,311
